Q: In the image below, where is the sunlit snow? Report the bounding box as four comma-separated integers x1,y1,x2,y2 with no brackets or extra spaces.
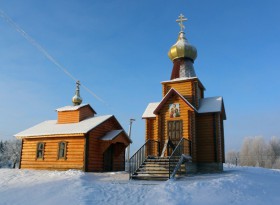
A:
0,165,280,205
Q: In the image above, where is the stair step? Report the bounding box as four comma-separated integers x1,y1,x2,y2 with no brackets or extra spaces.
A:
146,157,178,160
143,162,182,166
138,167,169,171
130,156,190,181
145,159,179,162
136,171,185,175
133,173,183,177
139,166,185,170
137,167,186,172
131,175,169,181
144,161,178,164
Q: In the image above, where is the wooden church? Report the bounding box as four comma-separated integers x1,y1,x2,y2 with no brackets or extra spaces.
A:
130,14,226,180
15,81,131,172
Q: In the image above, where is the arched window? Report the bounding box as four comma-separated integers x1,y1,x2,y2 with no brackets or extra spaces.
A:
58,142,67,159
36,142,44,159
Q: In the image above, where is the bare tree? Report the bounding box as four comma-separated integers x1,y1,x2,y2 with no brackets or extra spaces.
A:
272,157,280,169
226,150,239,165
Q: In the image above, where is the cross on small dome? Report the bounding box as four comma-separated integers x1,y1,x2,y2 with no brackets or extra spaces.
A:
176,14,188,32
72,80,83,106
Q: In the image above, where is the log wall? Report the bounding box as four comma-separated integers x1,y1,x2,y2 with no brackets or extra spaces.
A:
145,118,160,156
159,95,194,156
20,136,85,170
196,113,224,163
79,106,95,121
87,117,128,172
57,110,80,124
162,80,194,104
112,143,126,171
57,105,95,124
196,114,215,162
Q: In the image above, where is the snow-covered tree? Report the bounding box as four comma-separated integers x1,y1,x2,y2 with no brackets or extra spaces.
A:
0,139,22,168
240,137,254,166
239,136,280,169
268,136,280,165
0,141,4,153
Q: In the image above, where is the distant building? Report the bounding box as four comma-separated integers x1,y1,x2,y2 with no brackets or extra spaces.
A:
131,14,226,179
15,81,131,172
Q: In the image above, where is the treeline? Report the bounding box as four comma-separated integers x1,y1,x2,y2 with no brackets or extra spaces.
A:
0,139,21,168
226,136,280,169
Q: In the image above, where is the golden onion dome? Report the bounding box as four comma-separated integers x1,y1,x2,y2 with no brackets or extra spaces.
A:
72,94,82,106
72,81,83,106
168,31,197,62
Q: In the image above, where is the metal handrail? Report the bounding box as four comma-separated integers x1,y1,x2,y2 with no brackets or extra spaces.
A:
170,137,185,157
168,137,192,179
129,139,160,179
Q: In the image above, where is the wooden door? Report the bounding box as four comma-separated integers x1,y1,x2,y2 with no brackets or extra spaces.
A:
103,144,114,171
167,120,182,155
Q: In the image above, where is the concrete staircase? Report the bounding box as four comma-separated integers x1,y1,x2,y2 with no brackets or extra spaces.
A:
131,156,186,181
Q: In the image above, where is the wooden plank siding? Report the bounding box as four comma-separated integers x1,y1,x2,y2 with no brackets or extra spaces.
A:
159,95,194,156
221,114,225,163
87,116,129,172
162,80,194,103
57,105,95,124
196,114,215,162
215,113,224,163
79,106,95,121
190,111,197,162
57,110,80,124
20,136,85,170
145,118,160,156
113,143,126,171
196,113,224,163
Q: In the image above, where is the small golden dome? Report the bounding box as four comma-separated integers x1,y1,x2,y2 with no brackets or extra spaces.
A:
168,31,197,62
72,81,83,106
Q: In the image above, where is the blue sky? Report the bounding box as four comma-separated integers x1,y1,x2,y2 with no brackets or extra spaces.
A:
1,0,280,154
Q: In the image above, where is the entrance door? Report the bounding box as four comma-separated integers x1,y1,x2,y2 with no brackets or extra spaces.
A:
103,144,114,171
167,120,182,155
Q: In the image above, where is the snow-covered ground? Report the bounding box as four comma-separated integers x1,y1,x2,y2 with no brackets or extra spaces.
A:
0,165,280,205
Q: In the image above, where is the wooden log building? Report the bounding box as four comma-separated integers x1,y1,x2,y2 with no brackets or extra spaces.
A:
15,82,131,172
142,14,226,172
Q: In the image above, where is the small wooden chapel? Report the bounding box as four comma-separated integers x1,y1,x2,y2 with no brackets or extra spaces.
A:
15,81,131,172
137,14,226,177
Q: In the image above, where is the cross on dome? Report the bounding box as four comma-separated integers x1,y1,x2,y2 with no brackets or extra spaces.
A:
72,80,83,106
176,14,188,32
76,80,81,89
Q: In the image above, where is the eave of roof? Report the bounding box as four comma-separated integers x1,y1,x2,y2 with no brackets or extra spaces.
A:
161,77,206,90
198,96,226,120
100,129,132,143
142,102,160,119
14,115,113,139
56,104,97,114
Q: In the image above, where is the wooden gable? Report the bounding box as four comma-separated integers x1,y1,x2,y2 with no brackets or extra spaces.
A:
57,104,96,124
86,115,131,172
152,88,196,148
154,88,196,115
161,77,205,108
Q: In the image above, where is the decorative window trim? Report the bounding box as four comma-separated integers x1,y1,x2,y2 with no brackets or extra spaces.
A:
36,142,45,160
57,141,67,160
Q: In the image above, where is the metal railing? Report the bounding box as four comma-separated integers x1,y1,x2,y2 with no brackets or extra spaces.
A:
129,139,160,179
169,137,192,179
